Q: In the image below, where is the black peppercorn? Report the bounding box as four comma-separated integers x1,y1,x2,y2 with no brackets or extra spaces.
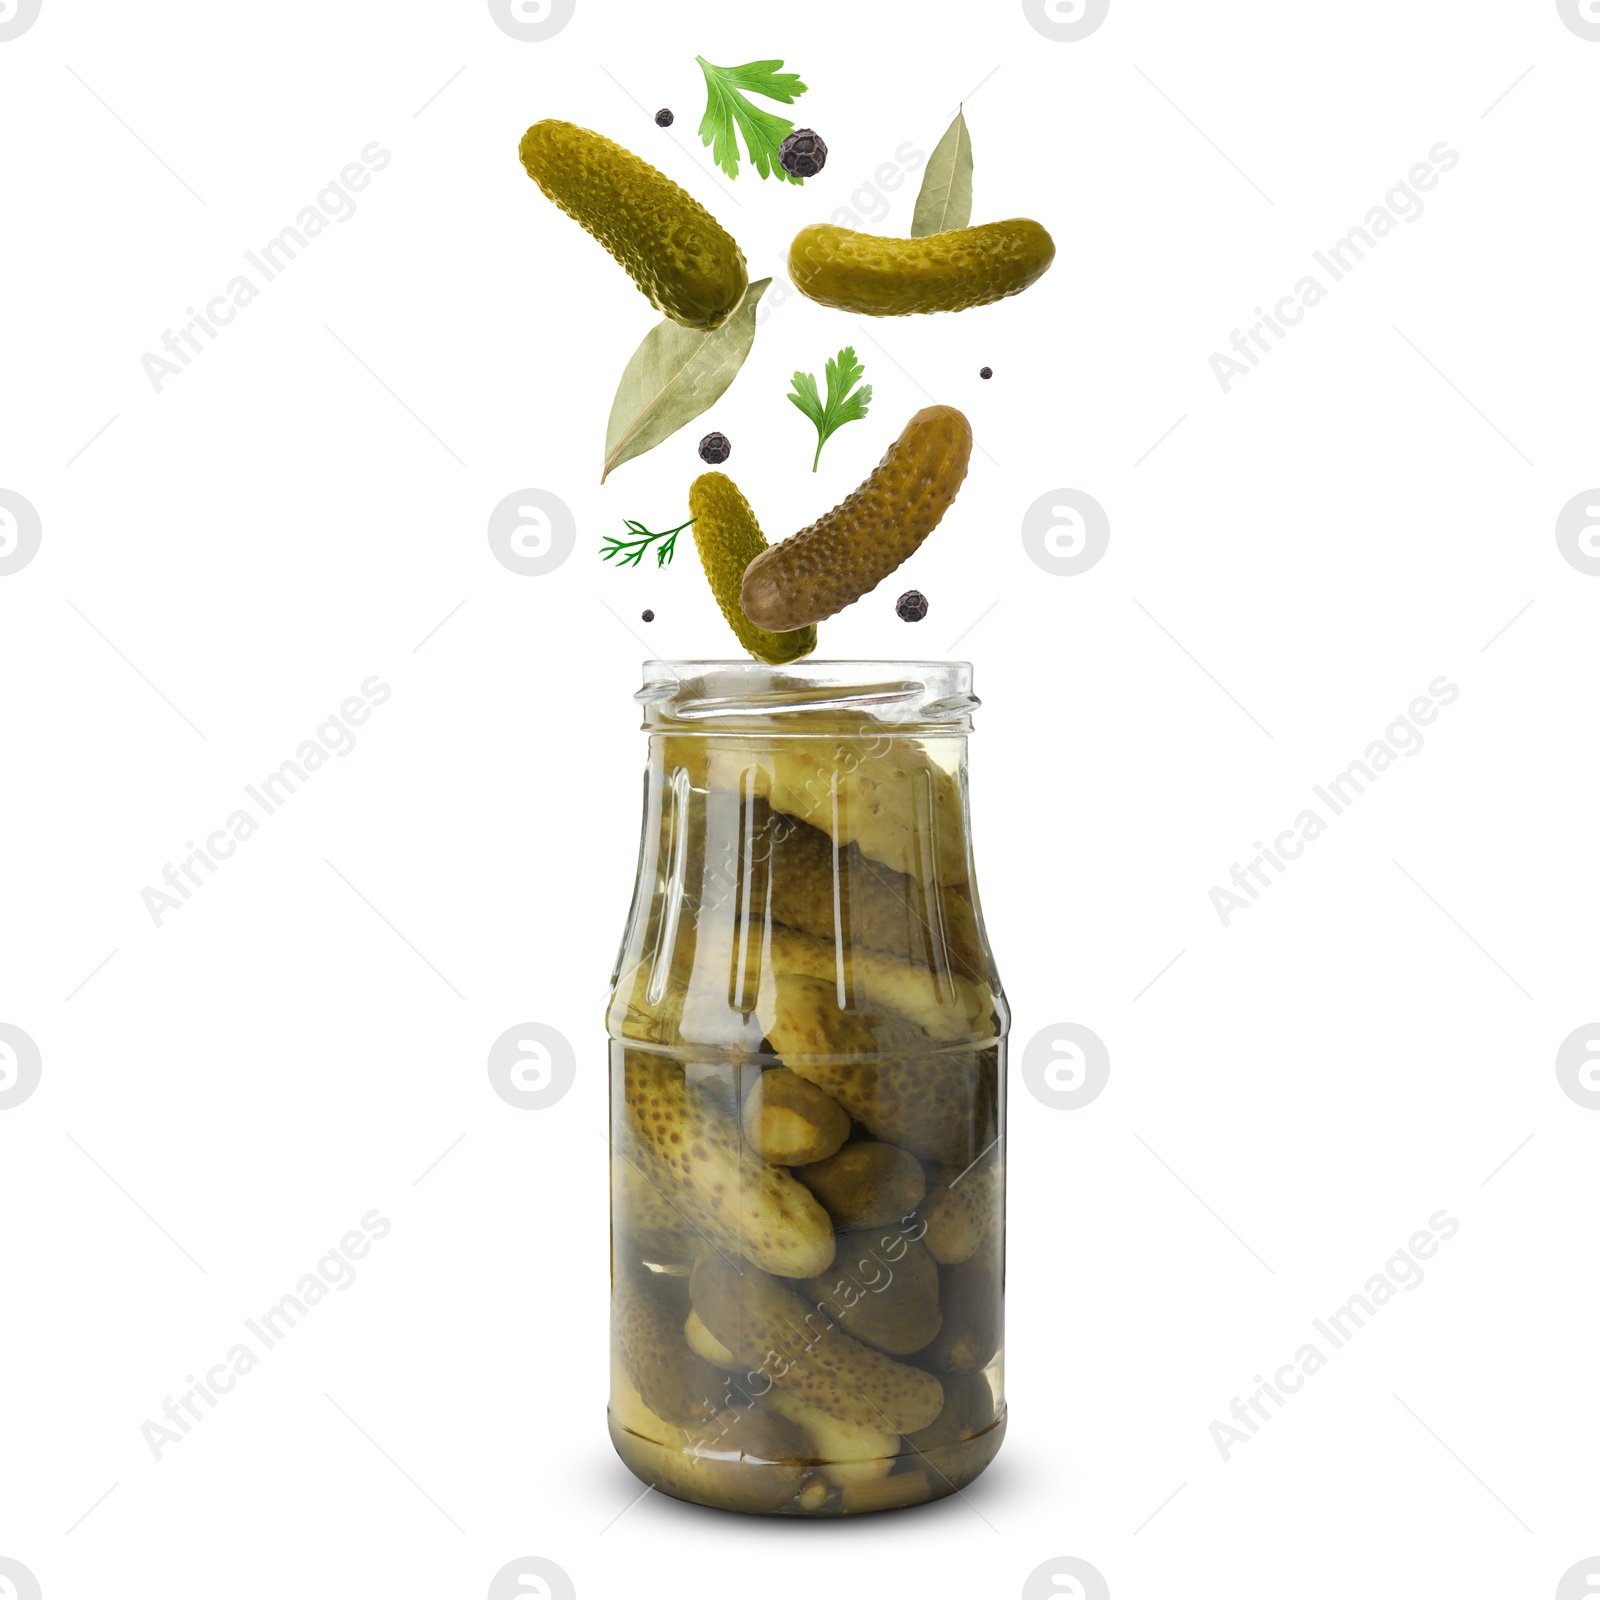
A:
655,108,673,127
698,431,731,464
641,609,655,622
979,366,993,379
778,128,828,179
896,590,928,622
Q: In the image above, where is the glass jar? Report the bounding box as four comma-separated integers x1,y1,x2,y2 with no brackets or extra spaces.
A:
606,661,1008,1516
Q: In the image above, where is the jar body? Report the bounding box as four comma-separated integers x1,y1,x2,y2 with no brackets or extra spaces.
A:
606,663,1007,1516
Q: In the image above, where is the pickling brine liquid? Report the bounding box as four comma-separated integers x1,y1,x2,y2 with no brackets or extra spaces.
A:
606,663,1007,1516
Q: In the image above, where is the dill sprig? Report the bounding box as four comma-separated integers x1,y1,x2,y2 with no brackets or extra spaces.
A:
600,516,695,569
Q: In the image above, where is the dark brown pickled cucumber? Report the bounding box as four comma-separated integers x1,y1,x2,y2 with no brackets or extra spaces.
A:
788,219,1055,316
689,473,818,664
518,119,748,330
690,1255,944,1433
740,407,973,631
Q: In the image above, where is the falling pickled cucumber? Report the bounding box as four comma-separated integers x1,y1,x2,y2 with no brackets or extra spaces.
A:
740,407,972,632
788,219,1055,317
519,119,749,330
688,473,817,664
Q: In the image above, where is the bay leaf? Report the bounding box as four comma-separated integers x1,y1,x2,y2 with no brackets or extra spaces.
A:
601,278,771,482
910,109,973,238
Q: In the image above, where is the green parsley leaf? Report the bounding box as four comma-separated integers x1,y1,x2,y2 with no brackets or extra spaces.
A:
787,347,872,472
695,55,808,183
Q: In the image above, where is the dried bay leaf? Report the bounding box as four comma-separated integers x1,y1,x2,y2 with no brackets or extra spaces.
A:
601,277,771,482
910,109,973,238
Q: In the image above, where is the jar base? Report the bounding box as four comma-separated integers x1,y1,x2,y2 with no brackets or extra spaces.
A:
608,1407,1006,1518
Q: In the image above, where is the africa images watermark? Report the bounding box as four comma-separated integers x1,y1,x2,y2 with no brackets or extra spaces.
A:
1209,674,1459,927
1210,1209,1460,1462
1209,142,1460,394
140,142,391,393
140,675,391,926
141,1210,391,1461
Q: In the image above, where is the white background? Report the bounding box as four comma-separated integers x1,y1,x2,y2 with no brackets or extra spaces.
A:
2,1,1597,1597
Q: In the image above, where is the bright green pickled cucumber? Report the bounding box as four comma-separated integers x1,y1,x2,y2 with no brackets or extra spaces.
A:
518,119,748,330
788,219,1055,316
688,473,817,664
740,406,971,631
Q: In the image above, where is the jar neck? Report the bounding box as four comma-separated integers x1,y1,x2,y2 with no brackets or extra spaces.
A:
637,661,978,737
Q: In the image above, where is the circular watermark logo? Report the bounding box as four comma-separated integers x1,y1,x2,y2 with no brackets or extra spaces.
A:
488,1556,576,1599
488,0,574,42
0,1558,43,1600
0,0,42,43
1556,0,1600,41
1022,0,1110,42
1555,489,1600,574
1555,1557,1600,1599
0,490,42,576
488,489,575,576
1022,1023,1110,1110
488,1023,575,1110
1023,489,1110,575
1555,1023,1600,1109
0,1025,42,1111
1023,1557,1110,1600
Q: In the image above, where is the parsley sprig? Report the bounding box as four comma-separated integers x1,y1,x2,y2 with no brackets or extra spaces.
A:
694,56,808,183
600,516,694,569
787,347,872,472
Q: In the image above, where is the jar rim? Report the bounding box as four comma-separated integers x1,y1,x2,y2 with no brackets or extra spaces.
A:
637,660,978,733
